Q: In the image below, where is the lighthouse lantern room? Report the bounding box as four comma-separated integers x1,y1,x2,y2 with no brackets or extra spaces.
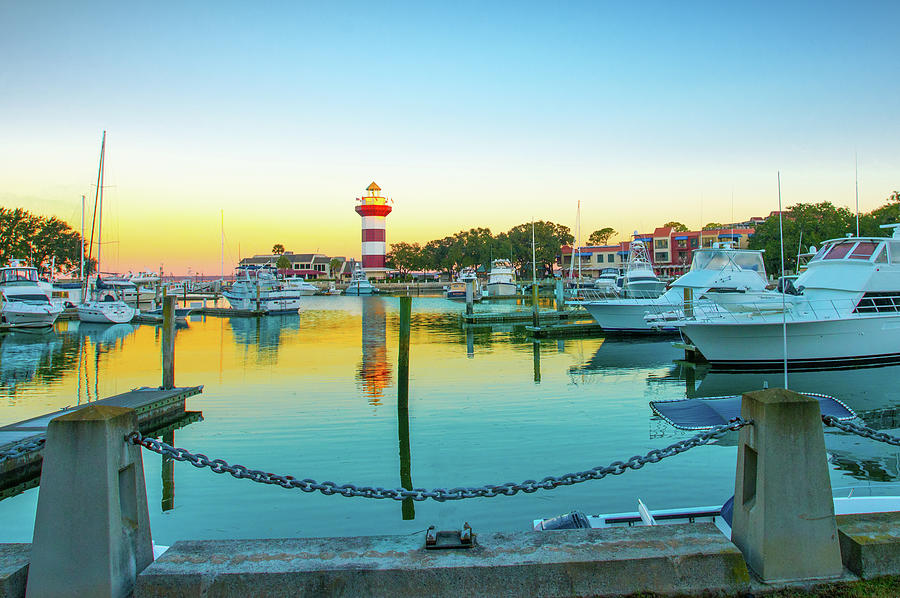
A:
355,182,393,280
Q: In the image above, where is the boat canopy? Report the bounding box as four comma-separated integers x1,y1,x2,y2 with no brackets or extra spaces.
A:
0,267,39,284
690,248,764,274
649,394,855,430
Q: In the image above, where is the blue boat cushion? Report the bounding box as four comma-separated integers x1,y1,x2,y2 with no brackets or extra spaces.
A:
649,393,856,430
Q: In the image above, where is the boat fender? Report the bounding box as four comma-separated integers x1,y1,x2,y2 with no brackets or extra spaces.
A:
534,511,592,531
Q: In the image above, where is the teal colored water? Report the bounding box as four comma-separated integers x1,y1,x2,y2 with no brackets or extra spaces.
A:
1,295,898,544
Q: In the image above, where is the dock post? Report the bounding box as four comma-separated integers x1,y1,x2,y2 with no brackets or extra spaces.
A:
555,279,565,311
397,296,414,519
731,388,843,582
532,280,540,327
162,295,175,390
26,405,152,598
465,281,474,316
532,341,541,383
684,287,693,318
256,284,261,313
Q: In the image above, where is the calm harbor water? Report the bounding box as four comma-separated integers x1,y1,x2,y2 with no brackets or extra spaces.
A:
1,295,899,544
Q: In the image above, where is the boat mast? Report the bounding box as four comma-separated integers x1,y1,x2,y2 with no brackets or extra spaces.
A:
855,153,860,237
220,209,224,280
80,194,85,282
97,131,106,276
577,199,582,282
777,171,788,389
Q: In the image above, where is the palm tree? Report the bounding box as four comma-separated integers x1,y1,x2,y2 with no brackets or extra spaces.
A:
272,243,285,255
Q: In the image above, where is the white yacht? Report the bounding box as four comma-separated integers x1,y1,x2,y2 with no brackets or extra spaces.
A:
284,278,318,296
223,266,303,312
672,225,900,368
446,267,482,300
0,261,64,328
593,267,621,296
486,259,516,296
575,245,768,332
343,264,377,295
622,238,666,298
77,278,138,324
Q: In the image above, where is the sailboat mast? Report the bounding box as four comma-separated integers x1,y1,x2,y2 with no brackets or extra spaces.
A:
777,172,788,389
80,194,85,282
855,154,860,237
97,131,106,275
220,209,224,279
577,200,582,282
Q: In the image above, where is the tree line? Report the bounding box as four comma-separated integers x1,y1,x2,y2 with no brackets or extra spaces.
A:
748,191,900,274
386,221,574,279
0,207,92,277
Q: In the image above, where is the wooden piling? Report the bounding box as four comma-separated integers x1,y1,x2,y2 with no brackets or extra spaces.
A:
465,281,474,316
397,296,414,520
555,280,565,311
532,281,540,327
162,295,176,390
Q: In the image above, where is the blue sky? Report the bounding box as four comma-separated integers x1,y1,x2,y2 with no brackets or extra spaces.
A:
1,1,898,273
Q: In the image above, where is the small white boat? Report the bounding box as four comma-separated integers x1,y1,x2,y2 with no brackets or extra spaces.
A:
593,268,621,296
446,267,482,300
323,282,342,296
0,261,64,329
77,279,138,324
344,265,376,295
223,266,302,312
486,259,516,296
284,278,318,296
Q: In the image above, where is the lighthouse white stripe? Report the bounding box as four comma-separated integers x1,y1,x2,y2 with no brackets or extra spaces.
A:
361,241,386,256
361,216,386,229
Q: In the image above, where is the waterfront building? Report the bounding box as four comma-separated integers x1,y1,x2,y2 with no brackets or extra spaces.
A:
355,182,393,281
239,252,346,279
561,224,757,278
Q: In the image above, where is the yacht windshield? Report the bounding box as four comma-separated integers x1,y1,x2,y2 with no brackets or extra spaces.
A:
849,241,879,260
823,241,856,260
0,268,38,284
690,250,763,273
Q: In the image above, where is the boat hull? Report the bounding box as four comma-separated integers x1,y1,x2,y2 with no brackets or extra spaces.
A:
583,301,677,332
223,291,301,313
343,284,374,295
486,281,516,296
681,314,900,369
1,303,63,328
76,301,137,324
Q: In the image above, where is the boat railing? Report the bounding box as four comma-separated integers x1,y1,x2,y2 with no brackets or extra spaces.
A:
654,295,894,326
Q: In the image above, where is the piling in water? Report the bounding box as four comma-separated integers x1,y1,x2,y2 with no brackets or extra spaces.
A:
161,295,175,390
397,296,414,519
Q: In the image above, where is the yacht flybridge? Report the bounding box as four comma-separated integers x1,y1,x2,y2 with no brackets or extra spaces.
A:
621,238,666,299
669,225,900,368
574,244,768,332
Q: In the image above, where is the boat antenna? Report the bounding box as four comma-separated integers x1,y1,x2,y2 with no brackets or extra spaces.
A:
796,229,803,274
855,153,860,237
778,171,788,389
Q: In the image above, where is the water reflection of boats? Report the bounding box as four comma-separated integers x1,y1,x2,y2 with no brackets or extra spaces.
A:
0,330,66,391
228,313,301,348
357,297,391,404
75,322,139,346
570,337,681,374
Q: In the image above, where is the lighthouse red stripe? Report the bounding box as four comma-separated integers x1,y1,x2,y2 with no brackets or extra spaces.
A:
362,255,385,268
362,229,386,242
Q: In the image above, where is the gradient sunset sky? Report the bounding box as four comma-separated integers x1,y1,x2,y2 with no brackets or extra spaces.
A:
2,1,898,275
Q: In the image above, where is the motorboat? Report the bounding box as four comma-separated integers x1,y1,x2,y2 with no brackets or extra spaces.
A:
486,259,516,297
77,278,138,324
670,225,900,368
344,264,377,295
622,238,666,298
574,244,768,332
41,281,84,308
593,268,621,296
284,278,318,296
323,282,342,295
446,267,482,300
223,266,303,312
0,261,64,329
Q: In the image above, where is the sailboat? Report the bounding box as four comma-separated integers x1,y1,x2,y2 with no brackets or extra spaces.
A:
77,132,138,324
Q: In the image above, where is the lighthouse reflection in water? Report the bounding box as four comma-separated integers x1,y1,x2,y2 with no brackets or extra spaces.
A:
357,297,392,405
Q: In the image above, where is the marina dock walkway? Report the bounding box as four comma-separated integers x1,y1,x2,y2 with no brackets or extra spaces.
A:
0,386,203,500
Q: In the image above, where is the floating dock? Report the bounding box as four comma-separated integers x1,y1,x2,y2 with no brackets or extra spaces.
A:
525,321,606,338
462,308,588,325
0,386,203,500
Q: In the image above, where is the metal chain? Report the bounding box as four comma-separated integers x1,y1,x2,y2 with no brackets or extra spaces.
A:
823,415,900,446
0,437,47,465
126,418,750,501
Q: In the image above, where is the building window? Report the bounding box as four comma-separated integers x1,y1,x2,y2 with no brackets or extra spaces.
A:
690,238,699,248
655,239,668,249
655,252,668,262
677,239,686,248
607,254,615,263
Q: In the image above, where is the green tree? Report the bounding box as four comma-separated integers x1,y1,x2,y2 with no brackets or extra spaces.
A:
385,242,423,278
588,227,617,245
662,221,689,232
0,207,86,276
748,202,855,274
702,222,725,230
329,258,342,278
506,221,573,278
272,243,285,255
275,254,291,270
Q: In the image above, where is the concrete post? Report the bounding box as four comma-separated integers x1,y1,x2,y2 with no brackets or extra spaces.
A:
731,388,843,582
465,281,474,316
26,405,153,598
555,279,565,311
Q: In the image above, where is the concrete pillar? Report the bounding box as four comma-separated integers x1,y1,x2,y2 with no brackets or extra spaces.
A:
555,280,565,311
731,388,843,582
465,281,474,316
26,405,153,598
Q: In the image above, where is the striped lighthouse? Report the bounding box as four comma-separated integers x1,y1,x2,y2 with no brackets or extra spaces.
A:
355,182,393,280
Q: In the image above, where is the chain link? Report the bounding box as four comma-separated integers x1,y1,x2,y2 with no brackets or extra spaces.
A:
126,418,750,501
823,415,900,446
0,437,47,465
